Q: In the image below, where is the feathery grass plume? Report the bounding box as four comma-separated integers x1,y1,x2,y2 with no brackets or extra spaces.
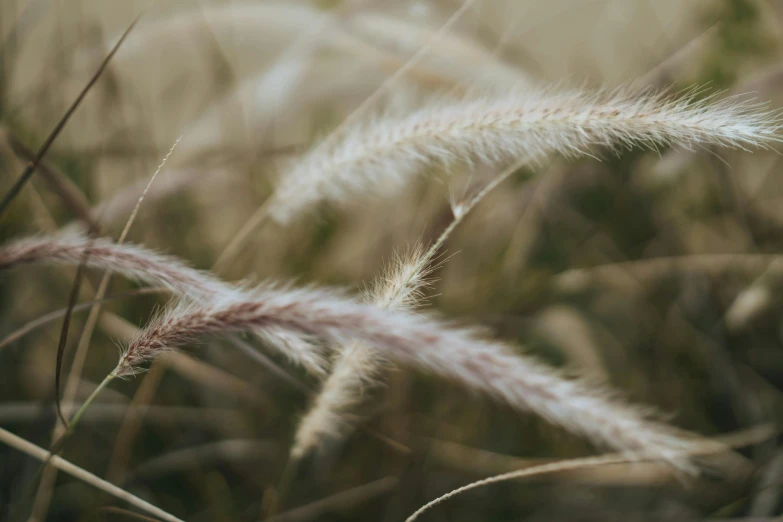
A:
291,163,522,457
118,284,697,470
0,233,327,376
0,232,227,298
291,245,436,458
268,87,781,223
368,244,438,310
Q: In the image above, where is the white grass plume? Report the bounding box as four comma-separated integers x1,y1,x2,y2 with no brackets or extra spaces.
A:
269,87,781,223
292,161,529,457
0,233,327,376
118,284,698,470
368,243,437,310
291,245,435,458
0,232,228,299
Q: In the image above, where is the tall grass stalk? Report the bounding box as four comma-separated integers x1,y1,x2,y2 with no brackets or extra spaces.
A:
0,426,183,522
26,138,180,521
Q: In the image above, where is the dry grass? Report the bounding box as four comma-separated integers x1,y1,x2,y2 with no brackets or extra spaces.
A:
2,1,783,521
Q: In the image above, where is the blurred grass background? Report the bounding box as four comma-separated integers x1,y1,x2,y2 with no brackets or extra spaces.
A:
3,0,783,520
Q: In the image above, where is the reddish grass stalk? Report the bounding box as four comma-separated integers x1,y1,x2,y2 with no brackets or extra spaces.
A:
0,233,326,375
118,286,697,470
